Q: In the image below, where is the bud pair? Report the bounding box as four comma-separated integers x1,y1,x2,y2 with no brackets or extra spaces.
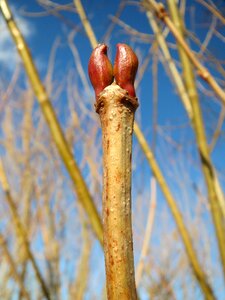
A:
88,43,138,98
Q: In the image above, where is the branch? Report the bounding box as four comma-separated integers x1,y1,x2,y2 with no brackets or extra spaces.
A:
73,0,98,49
0,234,31,300
145,10,193,120
0,159,51,300
142,0,225,106
167,0,225,283
0,0,103,245
134,122,216,300
96,83,138,299
195,0,225,26
136,177,157,287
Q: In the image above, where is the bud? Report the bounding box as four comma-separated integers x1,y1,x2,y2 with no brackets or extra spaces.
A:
88,44,114,98
114,44,138,97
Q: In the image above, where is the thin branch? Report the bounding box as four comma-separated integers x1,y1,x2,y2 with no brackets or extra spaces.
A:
103,0,127,42
68,30,92,94
73,0,98,49
209,107,225,152
142,0,225,106
110,15,154,42
195,0,225,26
22,1,78,29
167,0,225,283
69,207,91,300
0,0,103,245
198,15,217,57
187,30,225,80
0,234,31,300
145,10,193,120
136,177,157,287
0,64,20,112
135,44,153,88
152,42,159,150
136,49,159,286
0,159,51,300
134,122,216,300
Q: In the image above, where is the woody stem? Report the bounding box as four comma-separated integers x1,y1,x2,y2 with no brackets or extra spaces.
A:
97,83,138,300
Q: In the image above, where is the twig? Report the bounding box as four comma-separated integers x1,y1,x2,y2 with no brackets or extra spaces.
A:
136,48,159,285
103,0,127,42
195,0,225,26
110,15,154,42
142,0,225,106
135,44,153,88
136,176,157,286
0,64,20,112
69,206,91,299
145,10,193,120
187,30,225,81
0,234,31,300
209,107,225,153
97,83,138,299
152,42,159,149
136,48,159,286
133,122,216,300
68,30,92,94
0,0,103,245
198,15,217,57
167,0,225,283
73,0,98,49
0,159,51,300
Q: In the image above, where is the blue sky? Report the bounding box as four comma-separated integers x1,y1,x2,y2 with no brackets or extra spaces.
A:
1,0,225,299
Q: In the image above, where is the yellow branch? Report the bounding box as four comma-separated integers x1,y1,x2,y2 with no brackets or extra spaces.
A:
134,123,215,299
74,0,98,49
0,234,30,300
0,0,103,245
145,10,193,120
196,0,225,26
0,160,51,300
167,0,225,282
143,0,225,106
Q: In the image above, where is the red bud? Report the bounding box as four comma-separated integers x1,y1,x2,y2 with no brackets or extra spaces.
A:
114,44,138,97
88,44,114,98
